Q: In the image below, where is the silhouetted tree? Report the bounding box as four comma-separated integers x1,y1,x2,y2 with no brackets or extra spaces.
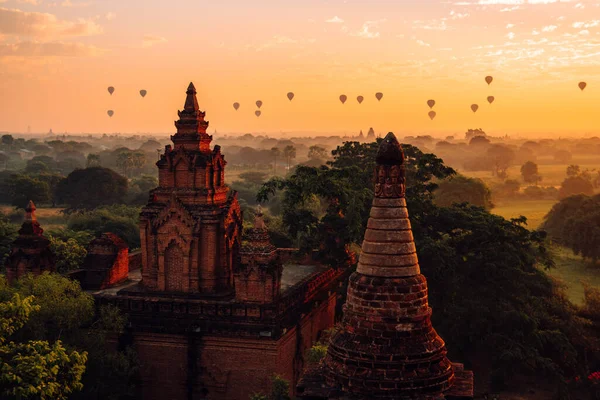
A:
434,175,493,210
520,161,541,185
56,167,128,210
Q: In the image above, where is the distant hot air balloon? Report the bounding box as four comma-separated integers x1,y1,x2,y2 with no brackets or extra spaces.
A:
108,86,114,95
471,104,479,113
428,111,436,120
107,110,114,117
233,102,240,111
487,96,495,104
255,110,261,117
256,100,263,109
427,99,435,109
139,90,147,98
579,82,587,91
375,92,383,101
357,96,364,104
287,92,294,101
485,76,493,85
339,94,347,104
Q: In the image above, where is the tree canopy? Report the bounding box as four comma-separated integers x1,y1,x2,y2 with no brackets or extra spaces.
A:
434,175,493,210
56,167,128,211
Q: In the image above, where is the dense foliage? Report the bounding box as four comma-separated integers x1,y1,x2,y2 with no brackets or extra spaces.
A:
543,194,600,263
0,274,139,400
260,137,598,394
56,167,128,211
433,175,493,210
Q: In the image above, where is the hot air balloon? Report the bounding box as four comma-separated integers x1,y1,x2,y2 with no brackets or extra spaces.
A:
487,96,495,104
108,86,114,95
485,76,493,85
107,110,114,117
428,111,436,120
471,104,479,113
427,99,435,109
139,90,147,98
357,96,364,104
375,92,383,101
256,100,263,109
339,95,347,104
579,82,587,91
233,102,240,111
255,110,261,117
287,92,294,101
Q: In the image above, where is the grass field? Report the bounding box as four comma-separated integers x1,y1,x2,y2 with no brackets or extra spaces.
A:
0,205,67,231
546,246,600,306
491,200,556,230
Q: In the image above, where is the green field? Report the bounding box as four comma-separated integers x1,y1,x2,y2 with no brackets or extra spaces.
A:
491,199,556,230
546,246,600,306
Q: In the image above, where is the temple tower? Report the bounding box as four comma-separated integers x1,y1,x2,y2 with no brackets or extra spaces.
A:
323,133,455,398
139,82,243,296
5,201,55,283
234,207,283,303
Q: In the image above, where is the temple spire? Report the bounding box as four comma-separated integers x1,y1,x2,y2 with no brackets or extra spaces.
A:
19,200,44,236
323,132,455,399
184,82,200,113
24,200,37,223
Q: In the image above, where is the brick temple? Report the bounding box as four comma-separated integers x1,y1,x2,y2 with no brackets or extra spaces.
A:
91,83,349,400
5,200,55,283
296,133,473,399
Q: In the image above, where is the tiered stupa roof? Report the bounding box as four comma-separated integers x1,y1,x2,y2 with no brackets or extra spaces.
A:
322,132,455,399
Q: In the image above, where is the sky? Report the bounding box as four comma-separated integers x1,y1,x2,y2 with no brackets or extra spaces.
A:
0,0,599,137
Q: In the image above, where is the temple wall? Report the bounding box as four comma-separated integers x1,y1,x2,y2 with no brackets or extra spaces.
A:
128,292,338,400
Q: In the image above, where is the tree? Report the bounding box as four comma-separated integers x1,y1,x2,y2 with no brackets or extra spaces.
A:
487,144,515,179
0,293,88,400
543,194,600,262
554,150,572,164
116,152,134,177
567,164,581,178
1,134,14,150
48,236,88,273
86,153,100,168
0,213,18,266
66,205,141,248
434,175,494,210
270,147,281,175
469,135,490,147
56,167,128,210
559,176,594,199
282,145,296,171
239,171,268,186
131,175,158,193
7,174,51,208
520,161,541,185
24,160,51,174
465,128,486,141
308,145,328,161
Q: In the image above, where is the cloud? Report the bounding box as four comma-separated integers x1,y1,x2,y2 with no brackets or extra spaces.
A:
506,23,515,28
574,2,584,8
449,10,470,19
572,20,599,28
500,5,521,10
0,40,104,57
506,31,516,39
251,35,301,51
105,12,115,21
142,34,167,48
352,19,385,39
325,16,344,23
542,24,558,31
61,0,93,7
0,7,103,38
416,39,430,46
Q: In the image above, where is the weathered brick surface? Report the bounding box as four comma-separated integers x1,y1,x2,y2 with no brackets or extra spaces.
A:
81,233,129,290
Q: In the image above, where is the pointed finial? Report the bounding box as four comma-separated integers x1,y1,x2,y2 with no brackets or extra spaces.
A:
184,82,200,112
376,132,404,166
24,200,37,222
254,206,266,230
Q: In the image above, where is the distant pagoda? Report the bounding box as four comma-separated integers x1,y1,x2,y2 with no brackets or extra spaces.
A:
297,133,473,399
5,201,55,283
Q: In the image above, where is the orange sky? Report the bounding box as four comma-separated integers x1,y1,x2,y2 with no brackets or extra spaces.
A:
0,0,599,137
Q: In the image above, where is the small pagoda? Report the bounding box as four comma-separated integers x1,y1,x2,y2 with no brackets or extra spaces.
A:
297,133,473,399
5,201,55,283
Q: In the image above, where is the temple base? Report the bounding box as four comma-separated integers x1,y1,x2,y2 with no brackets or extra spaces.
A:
297,363,474,400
